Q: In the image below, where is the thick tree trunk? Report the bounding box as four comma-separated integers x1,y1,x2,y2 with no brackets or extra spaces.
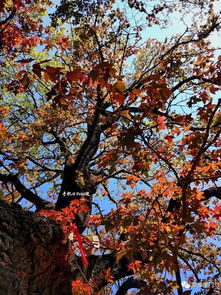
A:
0,201,72,295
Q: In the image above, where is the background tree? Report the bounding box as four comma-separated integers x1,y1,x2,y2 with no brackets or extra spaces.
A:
0,0,221,294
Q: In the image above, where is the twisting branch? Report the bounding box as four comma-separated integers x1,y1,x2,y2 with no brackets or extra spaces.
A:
103,184,117,205
171,75,221,92
178,253,200,282
0,173,50,210
179,247,221,277
188,99,221,178
50,130,72,157
26,156,62,173
138,130,180,181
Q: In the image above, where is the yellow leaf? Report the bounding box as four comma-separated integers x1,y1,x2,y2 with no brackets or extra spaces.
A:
149,256,154,262
121,110,131,119
165,226,171,232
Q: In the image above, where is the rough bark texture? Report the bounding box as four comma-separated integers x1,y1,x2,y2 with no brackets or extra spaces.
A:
0,201,72,295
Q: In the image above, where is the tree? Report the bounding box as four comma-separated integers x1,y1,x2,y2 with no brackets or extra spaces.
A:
0,0,221,294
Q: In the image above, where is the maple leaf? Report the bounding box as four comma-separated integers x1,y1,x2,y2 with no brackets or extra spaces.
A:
66,69,83,82
55,36,70,50
157,115,166,129
128,260,142,273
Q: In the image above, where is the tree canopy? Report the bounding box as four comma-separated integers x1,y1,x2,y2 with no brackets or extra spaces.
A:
0,0,221,294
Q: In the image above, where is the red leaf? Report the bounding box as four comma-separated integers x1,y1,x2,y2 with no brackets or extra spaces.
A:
113,93,124,104
157,115,166,129
45,66,62,82
66,69,81,82
164,134,174,142
45,66,62,74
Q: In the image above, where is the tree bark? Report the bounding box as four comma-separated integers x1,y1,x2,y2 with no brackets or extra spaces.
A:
0,201,72,295
0,200,138,294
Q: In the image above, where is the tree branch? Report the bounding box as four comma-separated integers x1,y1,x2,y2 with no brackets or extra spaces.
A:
172,75,221,92
0,8,16,27
0,173,50,210
115,277,147,295
202,186,221,200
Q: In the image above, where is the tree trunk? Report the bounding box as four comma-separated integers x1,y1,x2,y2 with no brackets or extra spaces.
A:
0,201,72,295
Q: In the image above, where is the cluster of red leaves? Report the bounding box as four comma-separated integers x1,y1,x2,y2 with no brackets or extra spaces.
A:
0,0,51,55
39,200,90,266
71,280,92,295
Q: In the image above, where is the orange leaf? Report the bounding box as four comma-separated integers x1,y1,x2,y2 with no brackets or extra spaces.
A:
173,126,181,135
113,93,124,104
157,115,166,130
132,88,143,96
0,122,8,139
45,66,62,82
44,71,50,83
115,80,126,91
15,70,26,79
109,68,117,78
128,260,142,273
164,134,174,143
184,125,191,131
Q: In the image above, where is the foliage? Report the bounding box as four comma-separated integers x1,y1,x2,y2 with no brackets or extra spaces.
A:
0,0,221,294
